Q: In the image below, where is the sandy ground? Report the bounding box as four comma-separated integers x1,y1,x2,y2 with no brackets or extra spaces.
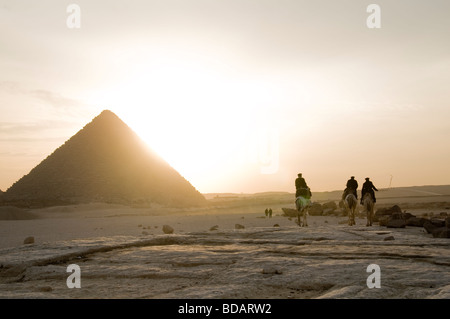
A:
0,198,449,299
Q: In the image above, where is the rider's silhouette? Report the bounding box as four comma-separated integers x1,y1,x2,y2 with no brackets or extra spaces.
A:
361,177,378,204
295,173,311,199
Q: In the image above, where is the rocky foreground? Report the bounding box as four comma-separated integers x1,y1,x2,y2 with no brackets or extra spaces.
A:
0,213,449,299
282,202,450,238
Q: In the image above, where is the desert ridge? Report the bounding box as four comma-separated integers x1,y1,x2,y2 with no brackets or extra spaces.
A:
1,110,206,208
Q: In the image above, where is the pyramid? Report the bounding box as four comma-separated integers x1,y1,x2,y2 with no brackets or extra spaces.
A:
2,110,206,208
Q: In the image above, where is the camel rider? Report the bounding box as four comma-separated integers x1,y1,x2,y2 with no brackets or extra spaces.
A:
361,177,378,204
295,173,311,199
342,176,358,200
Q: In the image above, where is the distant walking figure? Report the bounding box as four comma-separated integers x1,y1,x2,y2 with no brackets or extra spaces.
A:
361,177,378,205
342,176,358,201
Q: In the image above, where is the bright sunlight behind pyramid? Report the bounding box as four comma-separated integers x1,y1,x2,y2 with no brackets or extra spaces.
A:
2,110,206,208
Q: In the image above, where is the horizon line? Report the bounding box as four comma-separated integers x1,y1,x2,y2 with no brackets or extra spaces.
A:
201,183,450,195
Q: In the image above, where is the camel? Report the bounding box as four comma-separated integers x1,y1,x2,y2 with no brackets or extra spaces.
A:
362,193,375,226
295,196,310,227
344,193,357,226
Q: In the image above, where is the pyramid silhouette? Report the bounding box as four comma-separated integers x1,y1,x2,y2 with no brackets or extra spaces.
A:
2,110,206,208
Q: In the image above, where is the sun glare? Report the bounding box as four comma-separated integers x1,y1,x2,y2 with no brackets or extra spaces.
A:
86,54,284,192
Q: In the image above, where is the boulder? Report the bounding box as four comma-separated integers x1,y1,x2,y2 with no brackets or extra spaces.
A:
446,217,450,228
391,212,404,220
406,217,428,227
402,212,416,220
23,236,35,245
374,205,402,221
423,221,437,234
262,267,283,275
281,208,298,218
322,201,337,211
384,236,395,241
235,224,245,230
432,228,450,238
308,203,323,216
390,205,403,213
322,208,335,216
430,218,445,228
378,216,390,227
162,225,174,234
37,286,53,292
379,209,418,228
387,219,406,228
209,225,219,231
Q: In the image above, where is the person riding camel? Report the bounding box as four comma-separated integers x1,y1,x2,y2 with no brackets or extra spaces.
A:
295,173,311,199
361,177,378,204
342,176,358,200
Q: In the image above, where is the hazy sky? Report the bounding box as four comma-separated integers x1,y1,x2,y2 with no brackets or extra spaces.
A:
1,0,449,194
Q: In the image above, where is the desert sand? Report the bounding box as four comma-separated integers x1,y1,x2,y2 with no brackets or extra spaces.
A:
0,187,449,299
